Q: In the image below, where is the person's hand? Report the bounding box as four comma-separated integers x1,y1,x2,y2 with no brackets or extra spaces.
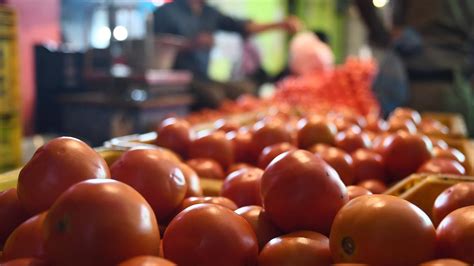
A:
283,16,303,34
194,32,214,49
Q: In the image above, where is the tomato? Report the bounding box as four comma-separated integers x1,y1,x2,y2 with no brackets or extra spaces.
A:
308,143,332,154
178,163,203,197
335,130,371,154
188,131,234,169
356,179,387,194
117,256,176,266
419,119,449,135
221,168,263,207
18,137,110,215
332,116,360,132
261,150,348,234
387,117,417,134
365,119,388,132
346,186,372,200
351,148,386,182
44,179,160,266
226,131,257,164
431,139,449,150
314,146,355,185
380,132,432,180
296,116,337,149
227,163,254,175
163,204,258,266
330,195,436,265
251,120,292,158
433,147,466,164
111,149,187,222
420,259,469,266
437,206,474,263
186,158,225,180
433,182,474,226
389,107,421,125
0,188,28,249
2,213,46,261
258,143,297,169
234,206,282,250
155,118,194,158
214,119,240,133
417,159,465,175
180,196,238,211
0,258,48,266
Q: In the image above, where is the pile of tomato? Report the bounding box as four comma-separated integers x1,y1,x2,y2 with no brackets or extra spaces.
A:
1,107,473,266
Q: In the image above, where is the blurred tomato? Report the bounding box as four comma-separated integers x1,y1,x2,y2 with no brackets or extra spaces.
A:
221,168,263,207
163,204,258,266
315,146,355,185
251,120,292,158
0,188,28,249
433,147,466,164
235,206,282,250
356,179,387,194
258,143,297,169
431,139,449,150
188,131,234,169
178,163,203,197
335,130,371,154
417,159,465,175
227,163,254,175
437,206,474,263
117,256,176,266
2,212,46,261
346,186,372,200
351,149,386,183
365,119,388,132
214,119,240,133
387,117,417,134
296,117,337,149
330,195,436,265
44,179,160,266
155,118,194,158
389,107,421,125
18,137,110,215
0,258,48,266
261,150,348,234
226,131,257,164
186,158,225,180
419,119,449,135
433,182,474,226
111,149,187,222
419,259,469,266
180,196,237,211
281,230,329,242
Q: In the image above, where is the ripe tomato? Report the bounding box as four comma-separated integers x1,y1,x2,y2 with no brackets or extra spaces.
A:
18,137,110,215
235,206,282,250
155,118,194,158
188,131,234,169
431,139,449,150
335,130,371,154
433,147,466,164
0,188,28,249
2,212,46,261
226,131,257,164
389,107,421,125
419,119,449,135
420,259,469,266
178,163,203,197
44,179,160,266
163,204,258,266
437,206,474,263
258,143,297,169
186,158,225,180
356,179,387,194
261,150,348,234
117,256,176,266
251,120,292,158
221,167,263,207
381,132,432,180
296,117,337,149
0,258,48,266
227,163,254,175
387,117,417,134
417,159,465,175
351,148,386,182
433,182,474,226
179,196,238,211
111,149,187,222
346,186,372,200
364,119,388,132
214,119,240,133
314,146,355,186
330,195,436,265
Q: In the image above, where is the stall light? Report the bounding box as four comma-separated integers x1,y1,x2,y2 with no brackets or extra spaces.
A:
373,0,389,8
113,26,128,41
151,0,165,6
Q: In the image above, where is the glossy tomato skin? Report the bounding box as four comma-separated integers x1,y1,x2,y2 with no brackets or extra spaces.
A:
0,258,49,266
389,107,422,125
330,195,436,266
417,159,465,175
419,258,469,266
433,147,466,164
155,118,194,158
226,131,257,164
0,188,28,249
235,206,282,250
178,163,203,197
2,212,46,261
351,149,386,183
296,117,337,149
179,196,238,211
258,143,296,170
346,186,372,200
314,146,355,186
356,179,387,194
163,204,258,266
335,130,371,154
419,119,449,135
437,206,474,263
117,256,176,266
188,131,234,169
44,179,160,266
186,158,225,180
387,117,418,134
18,137,110,215
261,150,348,234
433,182,474,226
111,149,187,222
214,119,240,133
221,168,263,207
251,120,292,159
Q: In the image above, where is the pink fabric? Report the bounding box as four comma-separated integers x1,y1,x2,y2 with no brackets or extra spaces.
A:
289,31,334,76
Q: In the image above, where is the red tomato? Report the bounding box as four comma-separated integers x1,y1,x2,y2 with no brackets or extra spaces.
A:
296,117,337,149
419,119,449,135
364,119,388,132
185,158,225,180
281,230,329,242
221,168,263,207
433,147,466,164
261,150,348,234
2,213,46,261
258,143,297,169
387,117,418,134
0,188,28,249
315,146,355,186
226,131,257,164
351,149,386,182
417,159,465,175
433,182,474,226
117,256,176,266
419,259,469,266
431,139,449,150
44,179,160,266
335,130,371,154
180,196,238,211
235,206,282,250
389,107,422,125
188,131,234,169
346,186,372,200
251,120,292,158
356,179,387,194
381,132,433,180
214,119,240,133
227,163,254,175
437,206,474,263
178,163,203,197
163,204,258,266
18,137,110,215
111,149,187,222
330,195,436,265
308,143,332,154
0,258,48,266
155,118,194,158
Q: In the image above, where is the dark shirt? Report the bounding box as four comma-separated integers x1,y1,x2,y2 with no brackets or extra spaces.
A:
153,0,249,79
